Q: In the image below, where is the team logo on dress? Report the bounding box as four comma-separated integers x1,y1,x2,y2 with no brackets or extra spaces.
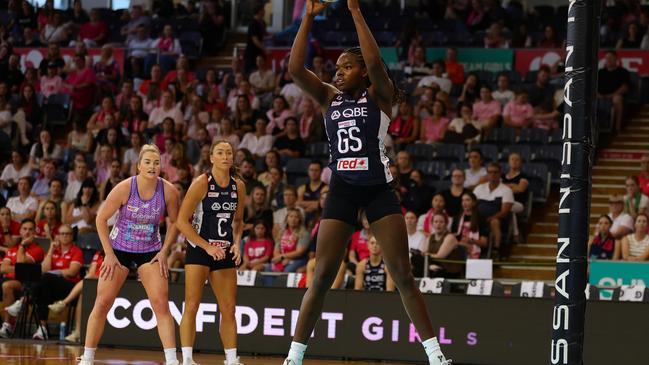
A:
216,213,231,219
231,192,238,198
358,96,367,104
331,100,343,107
337,157,369,171
126,205,139,213
231,185,236,190
331,110,341,120
208,192,219,198
210,184,215,190
211,202,237,211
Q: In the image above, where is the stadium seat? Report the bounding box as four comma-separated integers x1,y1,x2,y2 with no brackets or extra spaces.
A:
471,144,499,163
432,144,465,163
76,232,102,251
501,145,532,162
43,93,71,128
306,142,330,159
285,158,312,185
547,129,563,144
405,144,435,161
415,161,447,179
34,237,50,253
483,127,517,146
179,31,203,60
518,128,548,146
522,163,550,202
532,145,562,183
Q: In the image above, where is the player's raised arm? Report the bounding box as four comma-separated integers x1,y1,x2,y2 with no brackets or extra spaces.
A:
347,0,393,104
288,0,338,107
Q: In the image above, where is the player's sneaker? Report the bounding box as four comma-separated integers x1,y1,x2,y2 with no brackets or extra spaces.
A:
76,356,93,365
65,329,80,342
183,361,199,365
5,299,23,317
224,358,244,365
0,322,13,338
48,300,66,314
32,325,48,340
282,359,298,365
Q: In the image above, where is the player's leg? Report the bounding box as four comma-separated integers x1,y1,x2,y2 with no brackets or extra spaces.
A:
139,260,178,365
208,268,240,365
367,190,451,365
179,264,210,365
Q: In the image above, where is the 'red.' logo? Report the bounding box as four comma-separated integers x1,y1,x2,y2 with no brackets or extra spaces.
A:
337,157,369,171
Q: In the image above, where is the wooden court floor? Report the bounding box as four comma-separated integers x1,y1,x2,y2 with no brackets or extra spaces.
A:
0,340,408,364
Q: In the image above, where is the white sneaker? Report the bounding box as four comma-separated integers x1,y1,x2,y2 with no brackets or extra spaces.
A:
32,325,48,340
166,360,180,365
76,355,93,365
65,329,80,342
183,361,199,365
0,322,13,338
282,359,298,365
5,299,23,317
48,300,67,314
224,357,244,365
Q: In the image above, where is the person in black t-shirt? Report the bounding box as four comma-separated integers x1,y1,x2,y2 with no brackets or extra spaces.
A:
244,4,268,75
598,51,630,130
527,65,555,109
273,117,305,158
441,168,470,218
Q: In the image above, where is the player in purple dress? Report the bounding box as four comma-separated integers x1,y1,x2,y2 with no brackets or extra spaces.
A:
78,144,181,365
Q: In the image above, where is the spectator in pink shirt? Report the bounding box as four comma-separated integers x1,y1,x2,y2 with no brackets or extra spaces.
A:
472,85,501,133
41,66,64,98
65,54,96,114
420,100,450,144
503,90,534,132
265,95,294,136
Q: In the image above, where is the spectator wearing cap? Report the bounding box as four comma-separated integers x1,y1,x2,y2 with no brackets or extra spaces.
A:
473,162,514,257
40,61,64,98
6,177,38,221
638,153,649,196
598,51,629,131
624,175,648,219
608,194,634,239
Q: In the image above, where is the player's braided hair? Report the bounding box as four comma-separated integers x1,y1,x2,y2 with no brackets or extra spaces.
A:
343,47,404,105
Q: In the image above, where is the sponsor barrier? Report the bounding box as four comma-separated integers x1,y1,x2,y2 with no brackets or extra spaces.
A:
589,260,649,299
81,279,649,365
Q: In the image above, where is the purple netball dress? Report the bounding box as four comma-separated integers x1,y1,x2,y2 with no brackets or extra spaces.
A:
109,176,166,253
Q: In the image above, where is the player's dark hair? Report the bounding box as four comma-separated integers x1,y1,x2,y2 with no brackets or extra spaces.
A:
343,47,404,105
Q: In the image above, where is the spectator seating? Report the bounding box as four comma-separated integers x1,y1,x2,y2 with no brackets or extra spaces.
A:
471,144,499,163
285,158,312,185
43,93,72,128
484,128,517,146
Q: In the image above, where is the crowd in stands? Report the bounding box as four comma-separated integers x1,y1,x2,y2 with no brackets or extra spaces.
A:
0,0,644,340
590,154,649,262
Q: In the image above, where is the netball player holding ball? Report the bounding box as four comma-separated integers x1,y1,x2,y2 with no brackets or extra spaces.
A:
176,140,246,365
283,1,451,364
79,144,181,365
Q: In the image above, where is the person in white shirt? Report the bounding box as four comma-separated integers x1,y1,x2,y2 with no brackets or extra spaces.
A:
492,73,515,106
249,55,276,108
64,161,89,202
238,117,275,159
148,90,184,129
473,163,514,256
608,195,635,239
0,151,31,193
127,25,153,77
414,61,452,95
406,211,427,253
6,177,38,221
464,149,487,189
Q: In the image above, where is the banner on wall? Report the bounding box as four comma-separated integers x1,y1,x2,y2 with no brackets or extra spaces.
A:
515,49,649,76
14,47,126,73
589,261,649,299
81,279,649,365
